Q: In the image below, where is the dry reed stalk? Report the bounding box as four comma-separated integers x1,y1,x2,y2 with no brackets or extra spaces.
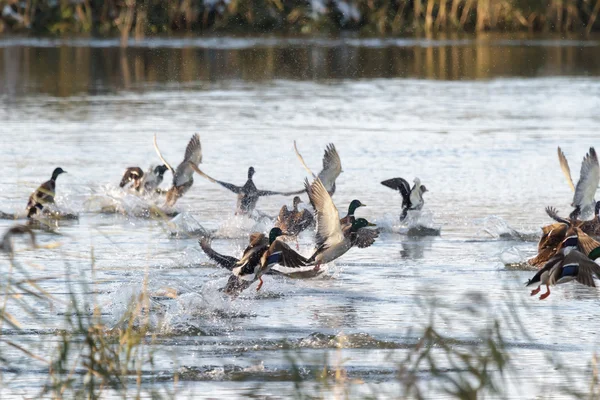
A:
425,0,435,32
437,0,447,29
460,0,474,27
588,0,600,34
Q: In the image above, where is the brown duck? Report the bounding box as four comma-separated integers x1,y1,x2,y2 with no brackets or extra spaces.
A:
26,167,67,218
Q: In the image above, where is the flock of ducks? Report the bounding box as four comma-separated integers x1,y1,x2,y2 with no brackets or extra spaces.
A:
6,135,600,300
3,134,426,297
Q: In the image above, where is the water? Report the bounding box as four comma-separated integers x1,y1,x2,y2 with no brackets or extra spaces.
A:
1,35,600,398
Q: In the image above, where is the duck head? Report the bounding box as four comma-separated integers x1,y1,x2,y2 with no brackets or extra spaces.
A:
420,185,428,194
293,196,303,210
51,167,67,180
347,200,366,216
351,218,376,232
154,164,168,177
268,227,286,244
248,166,255,179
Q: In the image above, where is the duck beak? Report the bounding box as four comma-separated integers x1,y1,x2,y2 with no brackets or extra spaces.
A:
367,222,376,227
361,203,367,207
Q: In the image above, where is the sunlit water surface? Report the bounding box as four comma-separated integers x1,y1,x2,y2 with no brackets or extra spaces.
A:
1,36,600,398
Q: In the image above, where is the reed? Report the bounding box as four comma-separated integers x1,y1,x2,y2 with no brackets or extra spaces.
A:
1,0,600,40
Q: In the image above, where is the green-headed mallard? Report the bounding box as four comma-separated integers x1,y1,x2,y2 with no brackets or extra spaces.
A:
294,142,342,196
527,228,600,300
26,167,67,218
193,166,304,216
120,165,168,194
153,133,202,206
558,146,599,219
381,177,427,221
304,178,378,269
339,199,366,226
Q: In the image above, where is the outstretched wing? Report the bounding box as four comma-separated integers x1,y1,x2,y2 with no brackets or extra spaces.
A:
574,147,600,208
567,251,600,287
183,133,202,166
558,147,575,192
153,134,175,174
191,166,243,194
545,206,570,225
305,178,344,249
264,240,309,269
198,238,239,271
354,228,380,249
381,177,411,207
173,134,203,187
317,143,342,189
256,188,306,197
294,141,318,179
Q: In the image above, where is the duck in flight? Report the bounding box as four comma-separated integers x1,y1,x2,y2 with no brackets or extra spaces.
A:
381,177,427,221
153,133,203,207
527,228,600,300
294,141,342,196
120,165,169,194
26,167,67,218
304,178,378,270
199,228,310,293
276,196,315,248
557,146,599,219
193,166,304,216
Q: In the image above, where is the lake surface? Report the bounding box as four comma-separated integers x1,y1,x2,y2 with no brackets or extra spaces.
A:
1,35,600,398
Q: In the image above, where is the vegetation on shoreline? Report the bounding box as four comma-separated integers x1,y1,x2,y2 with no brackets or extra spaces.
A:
1,0,600,46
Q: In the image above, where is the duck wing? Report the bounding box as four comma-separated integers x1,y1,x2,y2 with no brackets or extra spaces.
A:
381,177,411,208
173,134,202,187
561,251,600,287
545,206,570,225
264,239,309,269
198,238,239,271
153,134,175,174
305,178,344,249
573,147,599,208
120,167,144,188
317,143,342,192
558,147,576,192
353,228,380,249
192,166,243,194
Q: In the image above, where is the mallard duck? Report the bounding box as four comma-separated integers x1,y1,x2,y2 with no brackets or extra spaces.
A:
120,165,168,194
381,177,427,221
1,225,36,257
199,235,321,297
545,202,600,238
232,228,309,291
276,196,315,246
294,141,342,196
558,146,599,219
339,199,366,226
304,178,378,269
26,167,67,218
153,134,202,206
527,229,600,300
194,166,304,216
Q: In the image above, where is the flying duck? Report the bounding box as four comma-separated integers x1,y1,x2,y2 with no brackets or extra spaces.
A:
381,177,427,221
294,141,342,196
545,202,600,238
527,229,600,300
558,146,599,219
199,235,321,297
120,165,168,194
1,225,36,257
194,166,304,216
26,167,67,218
153,133,203,206
276,196,315,247
304,178,378,269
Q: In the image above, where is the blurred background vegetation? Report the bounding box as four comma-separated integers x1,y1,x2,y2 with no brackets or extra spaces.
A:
1,0,600,45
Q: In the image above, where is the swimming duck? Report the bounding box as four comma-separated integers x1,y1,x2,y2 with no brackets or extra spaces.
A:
558,146,599,219
1,225,36,257
120,165,168,194
339,199,366,226
276,196,315,246
199,235,321,296
194,166,304,216
527,229,600,300
304,178,378,269
381,177,428,221
153,134,203,206
294,141,342,196
26,167,67,218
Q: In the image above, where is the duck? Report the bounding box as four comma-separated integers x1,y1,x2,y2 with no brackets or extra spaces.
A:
381,177,428,221
194,166,304,216
526,228,600,300
339,199,366,226
153,134,203,206
26,167,67,218
545,202,600,238
557,146,599,219
1,225,36,257
276,196,315,247
199,235,321,297
294,141,342,196
304,177,378,269
120,165,168,194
